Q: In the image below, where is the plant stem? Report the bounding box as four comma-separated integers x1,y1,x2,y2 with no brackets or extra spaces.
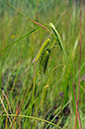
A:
75,0,82,129
78,0,82,103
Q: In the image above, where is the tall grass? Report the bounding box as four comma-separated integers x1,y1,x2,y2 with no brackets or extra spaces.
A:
0,0,85,128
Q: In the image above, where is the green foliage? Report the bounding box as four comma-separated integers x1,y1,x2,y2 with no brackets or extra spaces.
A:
1,0,58,18
0,0,85,129
49,23,68,66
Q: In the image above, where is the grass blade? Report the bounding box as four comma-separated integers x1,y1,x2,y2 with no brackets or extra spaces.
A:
0,28,38,54
0,114,62,129
49,23,68,67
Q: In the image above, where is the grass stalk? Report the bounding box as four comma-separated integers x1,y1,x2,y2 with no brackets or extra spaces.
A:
78,0,82,104
4,0,50,33
9,81,32,129
75,0,82,129
0,29,38,54
49,23,82,129
0,113,62,129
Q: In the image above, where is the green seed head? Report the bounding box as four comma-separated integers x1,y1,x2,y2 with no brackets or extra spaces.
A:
35,38,50,62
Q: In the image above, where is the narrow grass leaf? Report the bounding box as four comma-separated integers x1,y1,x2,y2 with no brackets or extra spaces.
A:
49,23,77,121
49,23,68,67
0,114,62,129
0,28,38,54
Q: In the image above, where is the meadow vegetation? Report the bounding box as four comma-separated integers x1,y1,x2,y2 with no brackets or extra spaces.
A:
0,0,85,128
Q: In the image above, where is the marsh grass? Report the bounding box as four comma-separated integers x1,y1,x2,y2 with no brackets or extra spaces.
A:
0,0,85,128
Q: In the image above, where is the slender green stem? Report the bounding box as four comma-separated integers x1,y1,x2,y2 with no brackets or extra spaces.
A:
47,64,66,84
0,114,62,129
0,28,38,54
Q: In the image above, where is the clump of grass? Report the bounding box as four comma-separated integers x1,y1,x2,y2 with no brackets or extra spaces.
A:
0,0,84,129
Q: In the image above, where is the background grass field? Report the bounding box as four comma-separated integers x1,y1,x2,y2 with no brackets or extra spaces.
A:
0,0,85,129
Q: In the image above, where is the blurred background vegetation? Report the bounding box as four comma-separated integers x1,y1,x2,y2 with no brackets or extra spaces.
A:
0,0,85,129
